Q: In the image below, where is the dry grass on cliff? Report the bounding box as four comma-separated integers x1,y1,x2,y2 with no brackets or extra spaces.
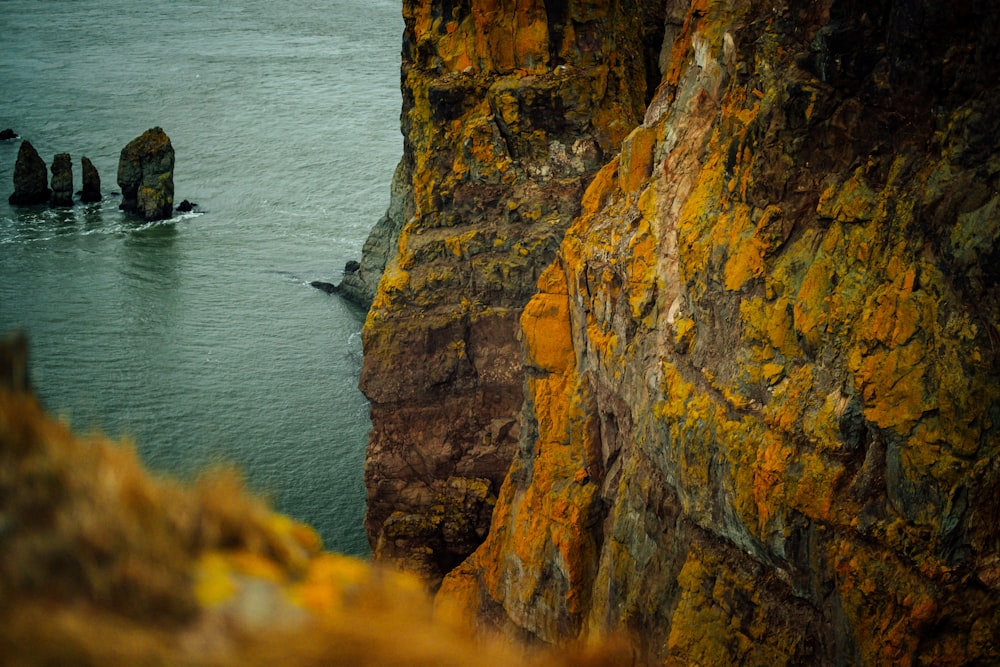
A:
0,336,638,667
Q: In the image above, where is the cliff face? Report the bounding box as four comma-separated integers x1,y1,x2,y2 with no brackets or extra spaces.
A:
425,0,1000,663
360,0,666,583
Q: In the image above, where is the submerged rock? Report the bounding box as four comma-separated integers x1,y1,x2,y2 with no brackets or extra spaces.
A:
49,152,73,207
8,140,50,206
117,127,174,221
310,280,338,294
80,156,101,203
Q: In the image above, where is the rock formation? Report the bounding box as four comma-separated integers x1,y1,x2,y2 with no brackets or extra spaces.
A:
49,152,73,207
358,0,1000,663
359,0,667,586
336,161,412,307
8,140,51,206
117,127,175,221
80,156,101,203
0,129,17,141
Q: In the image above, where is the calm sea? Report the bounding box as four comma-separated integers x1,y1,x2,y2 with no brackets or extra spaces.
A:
0,0,403,555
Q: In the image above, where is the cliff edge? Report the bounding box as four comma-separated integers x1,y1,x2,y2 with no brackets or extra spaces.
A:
361,0,1000,663
360,0,666,584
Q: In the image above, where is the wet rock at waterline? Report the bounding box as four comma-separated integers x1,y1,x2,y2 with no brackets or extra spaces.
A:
49,153,74,207
0,129,17,141
117,127,174,221
8,141,51,206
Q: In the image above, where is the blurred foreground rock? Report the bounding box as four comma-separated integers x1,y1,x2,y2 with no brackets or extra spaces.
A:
0,335,631,666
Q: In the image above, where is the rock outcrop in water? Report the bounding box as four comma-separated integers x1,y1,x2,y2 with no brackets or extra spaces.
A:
49,153,73,207
80,156,101,204
117,127,175,221
8,140,51,206
359,0,667,586
358,0,1000,663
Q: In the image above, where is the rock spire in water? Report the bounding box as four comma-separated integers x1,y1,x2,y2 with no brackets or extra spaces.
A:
8,140,51,206
49,152,73,207
80,156,101,203
117,127,175,221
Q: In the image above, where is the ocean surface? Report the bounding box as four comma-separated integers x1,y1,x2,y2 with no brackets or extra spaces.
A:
0,0,403,555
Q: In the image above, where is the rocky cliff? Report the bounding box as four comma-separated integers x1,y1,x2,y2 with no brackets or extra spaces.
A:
360,0,666,583
362,0,1000,663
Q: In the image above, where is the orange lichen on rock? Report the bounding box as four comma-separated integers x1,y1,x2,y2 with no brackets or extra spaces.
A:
426,1,1000,664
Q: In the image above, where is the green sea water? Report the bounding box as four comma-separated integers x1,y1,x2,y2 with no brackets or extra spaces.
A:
0,0,403,555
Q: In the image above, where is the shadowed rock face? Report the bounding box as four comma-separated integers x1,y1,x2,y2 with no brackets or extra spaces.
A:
80,156,101,204
8,141,51,206
359,0,666,587
49,153,73,207
430,0,1000,664
117,127,174,221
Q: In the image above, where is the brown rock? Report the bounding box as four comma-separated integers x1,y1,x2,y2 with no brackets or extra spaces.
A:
8,140,50,206
360,0,667,588
80,156,101,203
117,127,174,220
392,0,1000,664
49,152,73,207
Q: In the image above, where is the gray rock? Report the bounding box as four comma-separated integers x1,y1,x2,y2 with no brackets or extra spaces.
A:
335,158,411,308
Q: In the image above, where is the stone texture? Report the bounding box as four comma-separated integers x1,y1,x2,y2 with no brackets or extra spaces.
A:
8,140,50,206
117,127,174,221
431,0,1000,664
360,0,667,587
80,156,101,203
49,152,73,207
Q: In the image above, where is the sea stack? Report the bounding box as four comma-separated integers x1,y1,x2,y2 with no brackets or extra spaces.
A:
80,156,101,203
117,127,174,221
49,153,74,207
8,141,51,206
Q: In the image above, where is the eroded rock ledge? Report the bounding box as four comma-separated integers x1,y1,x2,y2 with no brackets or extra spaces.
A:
362,0,1000,663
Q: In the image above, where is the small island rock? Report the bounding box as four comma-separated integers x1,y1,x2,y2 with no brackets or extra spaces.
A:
80,156,101,203
117,127,174,221
8,141,51,206
0,129,17,141
50,153,74,207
